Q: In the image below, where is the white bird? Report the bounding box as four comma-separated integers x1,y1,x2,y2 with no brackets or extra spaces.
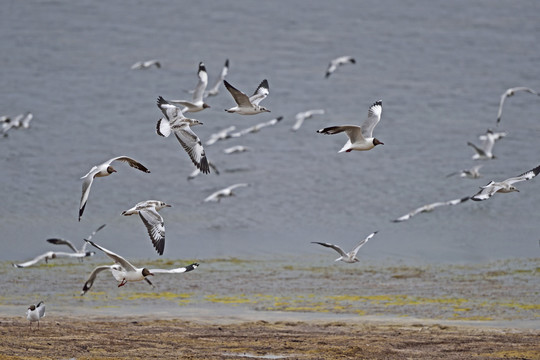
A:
205,59,229,97
230,116,283,137
12,251,94,268
292,109,325,131
46,223,106,259
446,165,483,179
224,79,270,115
27,301,45,329
317,100,384,152
122,200,172,256
392,197,470,223
204,183,249,202
471,164,540,201
496,87,540,125
479,129,507,141
187,162,220,180
81,240,199,295
169,62,211,113
223,145,250,154
312,231,378,263
1,112,33,136
325,56,355,78
130,59,161,70
156,96,210,174
467,130,499,160
79,156,150,221
205,125,236,146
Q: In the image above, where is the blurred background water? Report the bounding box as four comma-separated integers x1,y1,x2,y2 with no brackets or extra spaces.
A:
1,0,540,267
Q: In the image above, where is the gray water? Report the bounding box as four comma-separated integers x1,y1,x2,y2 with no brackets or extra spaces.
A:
2,0,540,267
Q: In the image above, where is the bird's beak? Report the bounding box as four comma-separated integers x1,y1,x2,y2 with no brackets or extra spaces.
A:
165,204,172,208
149,273,154,276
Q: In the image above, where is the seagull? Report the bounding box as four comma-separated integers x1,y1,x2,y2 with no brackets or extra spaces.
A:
79,156,150,221
156,96,210,173
223,145,250,154
122,200,172,256
312,231,378,263
46,223,106,260
317,100,384,152
467,130,499,160
81,240,199,295
292,109,325,131
1,112,33,136
187,162,220,180
471,164,540,201
205,125,236,146
446,165,483,179
496,87,540,125
169,62,211,113
224,79,270,115
205,59,229,97
392,197,470,223
230,116,283,137
325,56,355,78
130,59,161,70
479,129,507,141
12,251,94,268
27,301,45,329
204,183,249,202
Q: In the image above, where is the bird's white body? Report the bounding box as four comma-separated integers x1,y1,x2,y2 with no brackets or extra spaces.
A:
27,301,46,328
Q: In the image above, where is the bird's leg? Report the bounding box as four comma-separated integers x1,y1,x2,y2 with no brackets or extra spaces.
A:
118,278,127,287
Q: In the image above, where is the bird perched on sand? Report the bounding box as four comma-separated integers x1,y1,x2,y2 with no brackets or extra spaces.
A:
317,100,384,152
168,62,211,113
496,86,540,125
325,56,355,78
27,301,46,329
312,231,378,263
81,240,199,295
471,164,540,201
79,156,150,221
224,79,270,115
122,200,172,256
156,96,210,173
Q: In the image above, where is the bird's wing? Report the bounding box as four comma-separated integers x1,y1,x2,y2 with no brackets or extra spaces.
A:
156,96,183,121
226,183,249,191
350,231,378,257
85,240,137,271
109,156,151,173
46,238,78,253
156,118,172,138
361,100,382,138
21,112,33,128
81,224,106,252
311,242,347,257
496,92,508,125
467,142,486,157
79,174,96,221
445,196,470,206
223,80,252,107
511,86,538,95
12,252,54,268
206,59,229,96
325,61,337,78
37,302,46,318
149,262,199,274
81,265,115,295
192,62,208,103
471,183,502,201
249,79,269,105
138,208,166,256
172,125,210,174
505,164,540,185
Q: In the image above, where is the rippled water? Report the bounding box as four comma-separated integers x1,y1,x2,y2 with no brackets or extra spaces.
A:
1,0,540,268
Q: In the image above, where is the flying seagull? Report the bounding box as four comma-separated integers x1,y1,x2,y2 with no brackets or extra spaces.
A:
471,164,540,201
122,200,172,256
204,183,250,203
496,87,540,125
325,56,355,78
27,301,45,329
224,79,270,115
46,223,106,259
81,240,199,295
205,125,236,146
446,165,483,179
292,109,325,131
131,59,161,70
311,231,378,263
392,197,470,223
169,62,211,113
79,156,150,221
12,251,94,268
317,100,384,152
156,96,210,173
230,116,283,137
467,129,501,160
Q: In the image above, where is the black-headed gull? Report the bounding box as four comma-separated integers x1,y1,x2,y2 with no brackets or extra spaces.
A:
79,156,150,221
1,112,33,136
230,116,283,137
130,59,161,70
12,251,93,268
204,183,249,202
317,100,384,152
224,79,270,115
27,301,45,329
46,223,106,259
169,62,210,113
496,86,540,125
81,240,199,295
479,129,507,141
156,96,210,174
292,109,325,131
392,197,469,223
205,59,229,97
122,200,172,256
471,164,540,201
467,130,500,160
325,56,355,78
446,165,483,179
312,231,377,263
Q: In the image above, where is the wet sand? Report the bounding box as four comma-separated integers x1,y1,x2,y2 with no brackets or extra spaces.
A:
1,315,539,359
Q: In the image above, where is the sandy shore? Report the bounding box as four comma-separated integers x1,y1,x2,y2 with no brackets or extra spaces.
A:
1,315,539,359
